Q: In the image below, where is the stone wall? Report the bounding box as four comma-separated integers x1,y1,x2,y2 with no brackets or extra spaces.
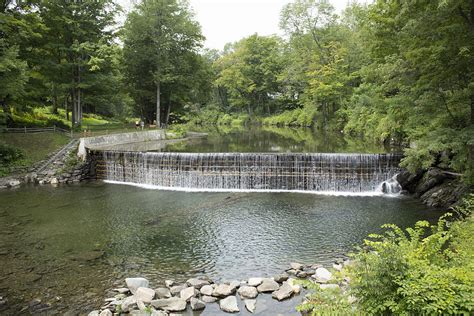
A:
397,168,471,209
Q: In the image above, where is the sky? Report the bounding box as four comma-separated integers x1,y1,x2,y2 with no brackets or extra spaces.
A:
119,0,359,50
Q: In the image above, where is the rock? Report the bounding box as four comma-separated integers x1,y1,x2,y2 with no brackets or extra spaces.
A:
290,262,304,270
287,278,301,294
332,263,343,271
212,284,236,297
347,295,357,304
272,282,294,301
237,286,258,299
201,295,218,303
8,180,20,187
50,178,59,185
113,288,130,294
151,297,187,312
137,299,146,311
165,280,174,288
190,297,205,311
135,287,155,303
415,168,448,196
88,311,100,316
186,278,209,289
121,296,137,312
154,287,171,299
200,284,213,296
126,278,150,294
228,280,240,290
313,268,332,283
296,271,308,278
219,296,239,313
286,269,298,275
99,309,112,316
273,273,289,283
256,279,279,293
179,286,196,301
244,299,256,313
247,278,263,287
319,284,340,291
169,285,186,296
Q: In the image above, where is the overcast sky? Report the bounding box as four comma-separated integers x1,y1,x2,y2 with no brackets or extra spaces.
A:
119,0,365,50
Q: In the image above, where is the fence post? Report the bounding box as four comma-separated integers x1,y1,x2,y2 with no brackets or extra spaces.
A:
24,126,26,133
53,125,56,133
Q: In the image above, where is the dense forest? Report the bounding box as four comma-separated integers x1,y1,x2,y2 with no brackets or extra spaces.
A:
1,0,473,180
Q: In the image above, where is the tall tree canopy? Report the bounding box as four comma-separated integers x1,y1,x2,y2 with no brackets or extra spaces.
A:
122,0,205,126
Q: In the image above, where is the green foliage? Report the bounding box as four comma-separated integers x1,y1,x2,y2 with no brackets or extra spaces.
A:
0,142,23,164
348,196,474,315
297,280,356,315
262,105,317,127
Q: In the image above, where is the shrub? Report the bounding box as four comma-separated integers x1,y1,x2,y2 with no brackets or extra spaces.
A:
0,142,24,164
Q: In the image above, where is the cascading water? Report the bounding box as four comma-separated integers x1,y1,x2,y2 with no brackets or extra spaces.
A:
92,151,403,194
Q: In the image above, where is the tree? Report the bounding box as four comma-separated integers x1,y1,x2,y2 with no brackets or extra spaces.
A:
122,0,204,126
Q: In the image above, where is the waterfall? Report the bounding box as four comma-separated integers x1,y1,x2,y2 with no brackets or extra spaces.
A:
93,151,402,194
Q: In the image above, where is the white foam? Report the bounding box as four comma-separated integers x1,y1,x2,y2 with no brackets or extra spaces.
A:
103,180,402,197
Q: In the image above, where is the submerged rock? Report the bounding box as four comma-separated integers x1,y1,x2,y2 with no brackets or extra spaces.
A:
219,296,239,313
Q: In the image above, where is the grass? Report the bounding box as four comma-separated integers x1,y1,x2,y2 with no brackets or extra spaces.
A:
0,132,70,176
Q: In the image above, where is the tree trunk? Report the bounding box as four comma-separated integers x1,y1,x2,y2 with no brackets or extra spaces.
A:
65,96,69,121
156,81,161,128
51,93,58,114
471,93,474,125
71,89,76,127
165,92,172,127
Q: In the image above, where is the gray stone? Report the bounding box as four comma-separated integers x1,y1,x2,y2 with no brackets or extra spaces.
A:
126,278,149,294
165,280,175,288
155,287,171,299
256,279,279,293
186,278,209,289
113,288,130,294
169,285,186,296
135,287,155,303
200,285,213,296
237,286,258,299
272,282,294,301
247,278,263,287
212,284,236,297
50,177,59,185
88,311,100,316
201,295,218,303
137,299,146,311
190,297,205,311
290,262,304,270
296,271,308,278
287,278,301,294
244,299,256,313
332,263,343,271
273,273,289,283
8,180,21,187
228,280,240,290
179,286,196,301
286,269,298,275
122,296,137,312
219,296,239,313
151,297,187,312
313,268,332,283
99,310,112,316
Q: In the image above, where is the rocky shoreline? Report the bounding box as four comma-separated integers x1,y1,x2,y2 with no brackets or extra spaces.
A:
397,167,471,209
88,261,351,315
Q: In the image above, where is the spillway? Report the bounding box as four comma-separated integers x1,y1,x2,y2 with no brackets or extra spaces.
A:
90,151,403,194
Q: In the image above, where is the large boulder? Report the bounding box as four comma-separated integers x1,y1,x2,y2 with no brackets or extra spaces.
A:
415,168,448,196
256,279,279,293
237,286,258,299
271,282,294,301
150,297,187,312
396,169,423,193
219,296,239,313
126,278,149,295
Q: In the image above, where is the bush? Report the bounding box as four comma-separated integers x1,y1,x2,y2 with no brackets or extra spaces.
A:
348,196,474,315
0,142,23,164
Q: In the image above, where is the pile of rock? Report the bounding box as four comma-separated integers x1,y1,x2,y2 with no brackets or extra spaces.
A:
89,260,352,315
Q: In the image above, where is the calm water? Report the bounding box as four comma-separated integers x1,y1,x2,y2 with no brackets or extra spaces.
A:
0,182,441,314
104,126,398,153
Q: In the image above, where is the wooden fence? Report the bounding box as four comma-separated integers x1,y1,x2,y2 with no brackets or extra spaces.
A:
1,126,73,137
